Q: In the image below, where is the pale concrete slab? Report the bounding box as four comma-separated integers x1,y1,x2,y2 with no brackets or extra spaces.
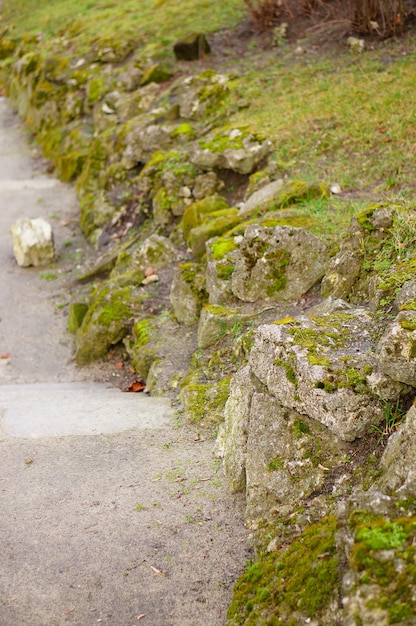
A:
0,382,172,438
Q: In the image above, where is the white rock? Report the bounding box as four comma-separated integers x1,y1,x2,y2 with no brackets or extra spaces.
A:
10,218,55,267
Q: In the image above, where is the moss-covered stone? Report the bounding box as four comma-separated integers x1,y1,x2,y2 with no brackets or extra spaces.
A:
227,516,340,625
67,302,88,334
181,194,230,242
140,62,172,87
188,208,241,259
75,285,140,364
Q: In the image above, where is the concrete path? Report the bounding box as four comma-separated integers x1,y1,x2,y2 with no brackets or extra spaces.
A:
0,99,249,625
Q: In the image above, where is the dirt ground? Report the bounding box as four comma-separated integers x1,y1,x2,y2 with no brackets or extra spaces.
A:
0,99,252,626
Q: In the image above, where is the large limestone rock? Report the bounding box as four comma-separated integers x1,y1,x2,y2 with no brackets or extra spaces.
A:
10,217,55,267
245,393,345,524
249,309,406,441
377,310,416,386
231,224,328,304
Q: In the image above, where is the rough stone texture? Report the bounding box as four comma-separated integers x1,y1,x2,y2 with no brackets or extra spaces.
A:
321,206,394,301
191,129,273,175
245,393,345,525
377,310,416,386
338,490,416,626
135,234,177,271
177,72,229,120
249,309,406,441
10,217,55,267
231,224,328,304
214,366,255,492
392,279,416,313
197,305,252,349
238,179,284,217
170,262,207,325
173,33,211,61
377,403,416,497
205,237,239,304
122,122,173,168
75,285,141,365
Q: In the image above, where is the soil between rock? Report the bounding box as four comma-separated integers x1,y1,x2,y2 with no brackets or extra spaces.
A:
0,99,251,625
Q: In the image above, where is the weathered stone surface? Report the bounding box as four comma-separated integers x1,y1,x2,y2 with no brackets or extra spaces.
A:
10,217,55,267
191,128,273,175
67,302,88,334
135,234,176,271
197,304,251,349
214,366,255,492
245,393,345,525
173,33,211,61
231,224,328,304
238,179,284,216
249,308,406,441
377,310,416,386
75,285,142,364
338,491,416,626
392,279,416,313
321,205,394,301
122,122,173,168
177,71,229,120
170,262,207,325
377,403,416,496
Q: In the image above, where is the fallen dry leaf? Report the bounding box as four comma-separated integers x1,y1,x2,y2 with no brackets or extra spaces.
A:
144,267,154,277
115,360,124,370
1,353,10,359
149,565,168,577
124,379,146,393
60,220,69,227
318,463,330,471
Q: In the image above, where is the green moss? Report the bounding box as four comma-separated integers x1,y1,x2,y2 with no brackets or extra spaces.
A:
209,236,237,261
400,298,416,311
189,209,241,259
217,263,235,280
399,316,416,331
274,180,329,209
96,288,132,326
350,514,416,625
87,76,106,104
171,122,196,138
180,376,231,425
133,318,152,348
307,354,331,366
264,249,290,296
67,302,88,334
181,195,230,242
274,358,297,388
293,419,311,438
227,516,339,625
356,205,377,230
199,126,246,153
268,456,284,471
